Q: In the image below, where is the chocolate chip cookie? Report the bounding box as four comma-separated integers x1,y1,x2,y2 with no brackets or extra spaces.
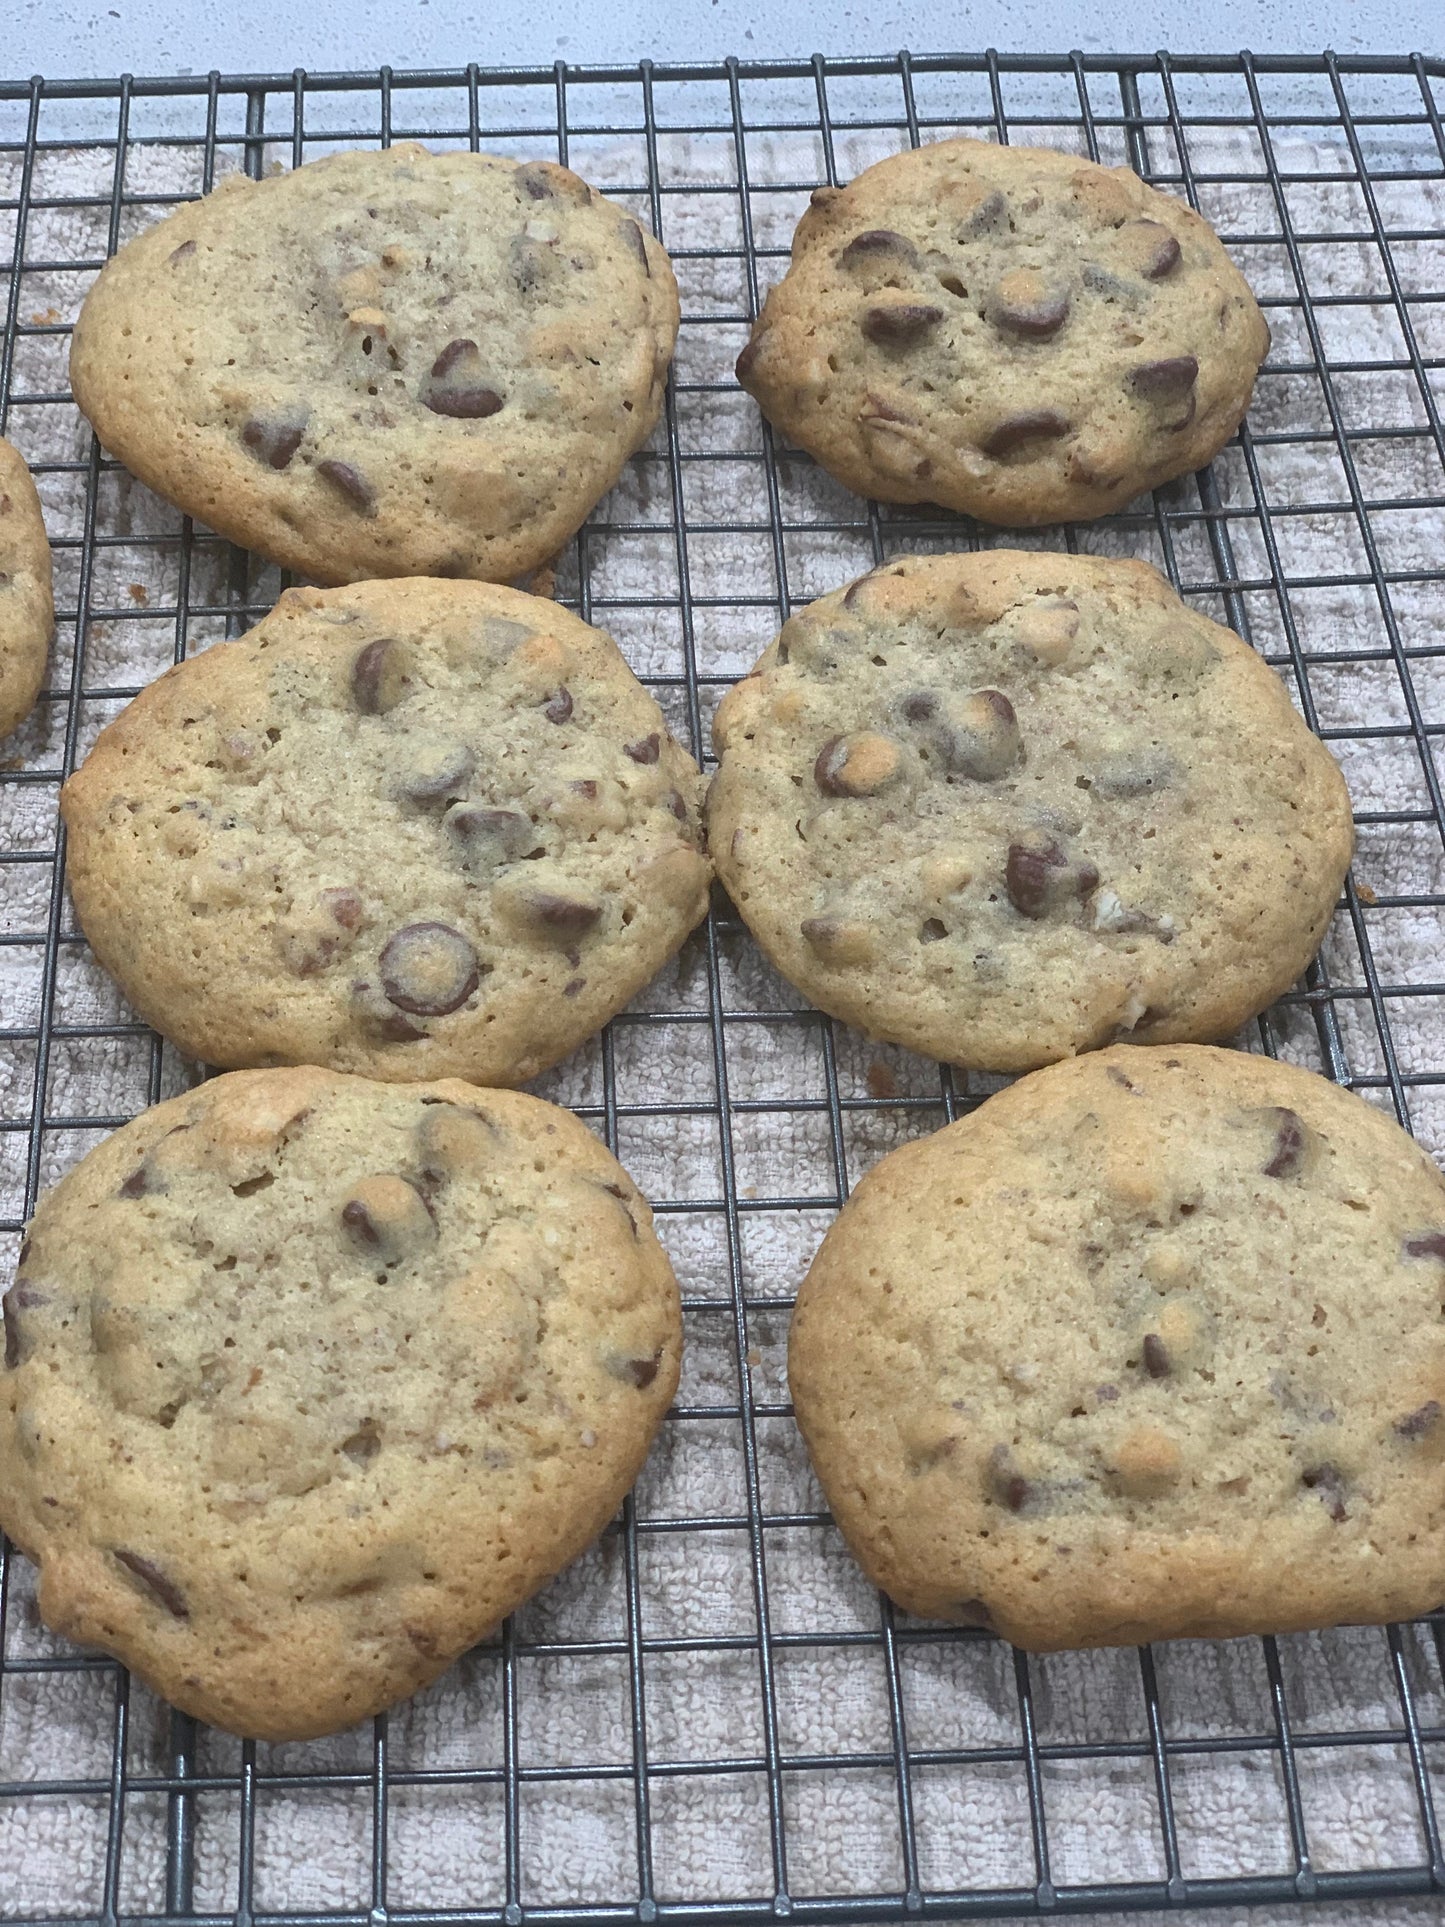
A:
0,1068,680,1739
790,1044,1445,1648
61,579,710,1082
737,139,1269,525
0,436,53,737
709,552,1351,1071
69,144,679,584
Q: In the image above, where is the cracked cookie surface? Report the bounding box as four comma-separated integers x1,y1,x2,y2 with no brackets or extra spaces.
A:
0,1067,681,1739
61,578,710,1083
0,436,52,738
69,143,679,583
789,1044,1445,1648
709,551,1352,1072
737,139,1269,525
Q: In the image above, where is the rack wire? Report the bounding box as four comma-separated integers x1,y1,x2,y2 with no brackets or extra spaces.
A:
1,47,1444,1927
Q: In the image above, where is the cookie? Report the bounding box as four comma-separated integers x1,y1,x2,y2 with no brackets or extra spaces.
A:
737,139,1269,525
0,1066,681,1739
709,552,1352,1071
0,436,53,738
61,578,710,1083
790,1044,1445,1648
69,143,679,584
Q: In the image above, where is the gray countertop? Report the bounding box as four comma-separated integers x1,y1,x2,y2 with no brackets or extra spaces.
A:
8,0,1442,81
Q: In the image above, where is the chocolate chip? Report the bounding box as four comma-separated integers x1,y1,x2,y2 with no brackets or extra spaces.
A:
324,886,364,931
114,1549,188,1618
951,1597,996,1629
799,915,877,967
667,789,689,821
1262,1107,1309,1179
1301,1463,1348,1522
1403,1231,1445,1262
118,1163,153,1199
379,923,480,1016
516,160,591,204
545,687,574,724
625,732,661,764
920,917,947,943
1396,1401,1441,1440
955,189,1008,240
169,239,196,263
621,220,651,274
445,805,534,873
342,1420,382,1465
981,410,1071,458
1122,219,1182,279
986,270,1070,340
1142,1333,1171,1379
521,892,603,939
1005,835,1099,920
814,731,902,798
1080,261,1142,303
1092,892,1176,943
987,1446,1033,1512
1130,355,1199,402
424,337,505,419
241,414,306,470
900,690,938,723
736,336,763,384
340,1174,437,1266
607,1349,663,1389
2,1283,44,1369
317,459,376,510
943,690,1021,782
351,637,409,715
861,301,944,346
394,742,475,803
838,228,922,271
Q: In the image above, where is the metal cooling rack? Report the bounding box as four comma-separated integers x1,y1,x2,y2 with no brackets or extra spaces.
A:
1,47,1444,1927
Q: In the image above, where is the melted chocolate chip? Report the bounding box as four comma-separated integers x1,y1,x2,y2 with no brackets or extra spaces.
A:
956,189,1008,240
621,220,651,274
395,742,476,803
943,690,1020,783
524,893,603,938
431,338,477,378
736,336,763,384
379,923,480,1016
1005,837,1099,920
425,338,505,419
1130,355,1199,402
169,239,196,263
445,803,534,873
625,732,661,764
861,301,944,346
1301,1463,1348,1522
988,1447,1033,1512
920,917,947,943
114,1549,189,1618
1262,1107,1308,1179
351,636,408,715
1127,220,1182,279
342,1421,382,1465
340,1174,436,1265
241,415,306,470
427,385,504,420
544,687,574,724
838,228,922,271
1403,1231,1445,1262
986,271,1070,340
900,690,938,723
1396,1401,1441,1441
951,1597,996,1629
981,410,1071,458
607,1350,663,1389
317,459,376,510
118,1163,153,1199
1142,1334,1171,1379
2,1283,42,1368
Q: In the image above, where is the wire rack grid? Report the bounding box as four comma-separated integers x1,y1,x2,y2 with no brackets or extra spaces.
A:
0,45,1444,1927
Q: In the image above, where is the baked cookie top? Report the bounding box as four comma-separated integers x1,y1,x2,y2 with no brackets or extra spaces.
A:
0,435,53,739
709,552,1352,1071
0,1067,681,1739
61,578,710,1084
737,139,1270,525
69,144,679,584
790,1045,1445,1649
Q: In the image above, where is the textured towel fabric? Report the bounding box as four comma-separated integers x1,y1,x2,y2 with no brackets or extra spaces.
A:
0,114,1442,1923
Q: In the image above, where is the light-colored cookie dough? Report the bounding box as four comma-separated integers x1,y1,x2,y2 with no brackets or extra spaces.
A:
738,139,1269,525
790,1044,1445,1648
0,436,53,738
709,552,1352,1072
61,578,711,1083
0,1067,681,1739
70,144,679,583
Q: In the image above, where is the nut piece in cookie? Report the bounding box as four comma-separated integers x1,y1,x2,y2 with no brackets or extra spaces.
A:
0,1069,682,1739
68,144,681,584
789,1045,1445,1649
735,137,1270,526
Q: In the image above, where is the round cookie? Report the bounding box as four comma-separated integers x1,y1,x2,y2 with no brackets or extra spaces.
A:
0,1067,681,1739
709,552,1352,1071
790,1044,1445,1649
737,139,1269,525
61,578,711,1083
0,435,53,738
69,143,679,584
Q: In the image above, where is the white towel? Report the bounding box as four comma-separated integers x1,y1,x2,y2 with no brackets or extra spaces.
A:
0,105,1442,1924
